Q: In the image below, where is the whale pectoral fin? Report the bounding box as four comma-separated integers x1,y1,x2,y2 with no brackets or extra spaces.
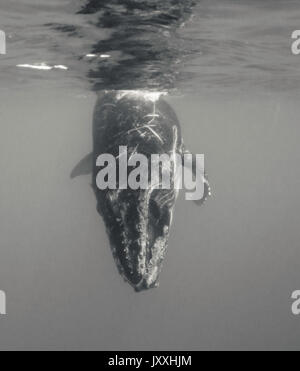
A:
182,146,211,206
70,152,93,178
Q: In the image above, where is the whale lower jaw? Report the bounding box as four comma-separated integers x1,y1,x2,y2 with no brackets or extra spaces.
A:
134,278,159,292
108,226,170,292
118,268,161,292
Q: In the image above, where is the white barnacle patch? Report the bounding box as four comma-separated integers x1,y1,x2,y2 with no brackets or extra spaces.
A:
143,231,169,288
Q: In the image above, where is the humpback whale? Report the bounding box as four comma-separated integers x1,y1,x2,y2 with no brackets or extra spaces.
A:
72,90,210,291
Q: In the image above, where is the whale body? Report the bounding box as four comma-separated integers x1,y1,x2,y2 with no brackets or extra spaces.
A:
72,91,210,291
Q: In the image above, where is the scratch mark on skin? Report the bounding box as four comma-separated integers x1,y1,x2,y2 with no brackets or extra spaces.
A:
109,101,164,145
102,103,117,108
142,102,164,143
159,190,176,207
145,102,160,119
146,126,164,143
129,145,139,162
146,114,160,118
144,102,159,124
118,124,164,144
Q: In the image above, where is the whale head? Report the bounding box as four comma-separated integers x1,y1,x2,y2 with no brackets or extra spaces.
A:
98,186,177,292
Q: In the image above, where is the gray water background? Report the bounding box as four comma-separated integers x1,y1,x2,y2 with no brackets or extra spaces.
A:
0,0,300,350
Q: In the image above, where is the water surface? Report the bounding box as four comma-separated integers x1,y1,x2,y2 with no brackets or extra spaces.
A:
1,0,299,94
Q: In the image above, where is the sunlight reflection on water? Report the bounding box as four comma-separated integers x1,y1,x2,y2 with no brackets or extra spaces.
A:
0,0,299,95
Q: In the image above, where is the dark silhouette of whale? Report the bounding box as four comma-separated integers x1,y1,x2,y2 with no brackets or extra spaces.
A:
72,91,210,291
